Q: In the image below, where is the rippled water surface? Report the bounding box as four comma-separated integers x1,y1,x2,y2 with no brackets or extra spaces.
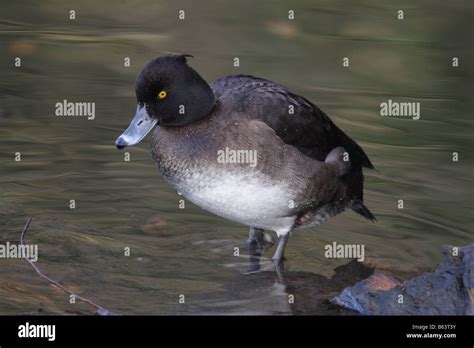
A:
0,0,472,314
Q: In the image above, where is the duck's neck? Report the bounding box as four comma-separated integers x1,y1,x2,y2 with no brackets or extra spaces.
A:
188,80,216,124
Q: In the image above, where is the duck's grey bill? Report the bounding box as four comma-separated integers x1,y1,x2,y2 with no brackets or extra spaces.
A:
115,105,158,149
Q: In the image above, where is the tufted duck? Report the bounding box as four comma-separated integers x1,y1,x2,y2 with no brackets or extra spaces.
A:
115,54,375,264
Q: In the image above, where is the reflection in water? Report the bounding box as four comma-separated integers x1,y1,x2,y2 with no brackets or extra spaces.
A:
0,1,472,315
180,245,373,315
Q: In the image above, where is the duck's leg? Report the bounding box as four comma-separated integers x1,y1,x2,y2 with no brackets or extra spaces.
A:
247,226,266,250
271,233,290,264
247,226,265,272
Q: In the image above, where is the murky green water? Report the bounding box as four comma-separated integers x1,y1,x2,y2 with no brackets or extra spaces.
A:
0,0,472,314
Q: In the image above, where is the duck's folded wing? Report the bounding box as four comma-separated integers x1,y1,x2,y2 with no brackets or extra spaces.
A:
212,75,374,170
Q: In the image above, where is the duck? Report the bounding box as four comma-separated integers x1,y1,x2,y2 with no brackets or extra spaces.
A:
115,54,375,264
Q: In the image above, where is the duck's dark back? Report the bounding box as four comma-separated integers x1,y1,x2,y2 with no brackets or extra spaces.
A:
211,75,374,171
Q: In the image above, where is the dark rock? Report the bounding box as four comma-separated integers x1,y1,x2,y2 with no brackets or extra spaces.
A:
331,244,474,315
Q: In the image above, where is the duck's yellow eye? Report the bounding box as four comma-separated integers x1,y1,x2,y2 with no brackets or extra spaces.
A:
158,90,167,99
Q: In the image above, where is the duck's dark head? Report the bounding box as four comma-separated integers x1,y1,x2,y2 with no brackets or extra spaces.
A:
115,54,215,149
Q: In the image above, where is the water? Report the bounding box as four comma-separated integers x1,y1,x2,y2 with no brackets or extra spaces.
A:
0,0,472,315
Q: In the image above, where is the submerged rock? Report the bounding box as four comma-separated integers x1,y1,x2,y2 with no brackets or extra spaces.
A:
332,244,474,315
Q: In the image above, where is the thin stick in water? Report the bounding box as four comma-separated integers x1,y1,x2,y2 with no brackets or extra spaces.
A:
19,218,114,316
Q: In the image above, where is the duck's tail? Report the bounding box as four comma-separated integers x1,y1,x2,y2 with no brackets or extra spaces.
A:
351,201,376,222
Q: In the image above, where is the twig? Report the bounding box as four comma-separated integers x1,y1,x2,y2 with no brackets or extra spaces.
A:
19,218,115,315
